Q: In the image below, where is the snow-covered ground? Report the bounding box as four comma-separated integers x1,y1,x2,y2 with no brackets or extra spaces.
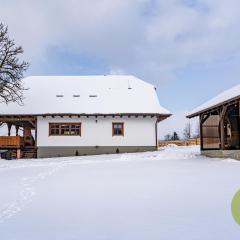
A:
0,145,240,240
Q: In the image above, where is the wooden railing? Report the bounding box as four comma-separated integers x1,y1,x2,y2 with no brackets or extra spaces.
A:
0,136,24,148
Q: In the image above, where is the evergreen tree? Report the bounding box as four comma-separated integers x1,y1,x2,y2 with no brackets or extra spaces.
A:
171,132,179,140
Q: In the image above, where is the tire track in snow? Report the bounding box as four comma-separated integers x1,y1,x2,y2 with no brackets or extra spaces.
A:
0,161,66,223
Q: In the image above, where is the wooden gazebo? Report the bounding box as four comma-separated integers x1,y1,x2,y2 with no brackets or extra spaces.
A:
187,85,240,159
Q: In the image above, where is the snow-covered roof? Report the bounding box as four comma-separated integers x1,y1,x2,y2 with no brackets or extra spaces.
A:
187,84,240,118
0,75,170,116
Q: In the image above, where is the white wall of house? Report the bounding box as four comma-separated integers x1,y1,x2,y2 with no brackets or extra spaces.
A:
37,116,157,147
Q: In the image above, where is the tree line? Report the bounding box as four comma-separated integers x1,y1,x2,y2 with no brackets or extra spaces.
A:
164,122,200,141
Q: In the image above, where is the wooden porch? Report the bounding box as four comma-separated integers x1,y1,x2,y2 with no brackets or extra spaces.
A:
0,115,37,159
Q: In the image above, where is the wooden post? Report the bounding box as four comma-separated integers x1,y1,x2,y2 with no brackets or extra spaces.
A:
220,106,227,150
199,113,211,150
35,118,37,147
220,119,225,150
16,149,21,159
7,123,12,136
239,102,240,148
155,120,158,149
35,118,38,158
200,115,204,151
15,125,19,136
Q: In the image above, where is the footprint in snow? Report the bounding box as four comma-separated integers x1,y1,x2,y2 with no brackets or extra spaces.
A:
0,162,66,223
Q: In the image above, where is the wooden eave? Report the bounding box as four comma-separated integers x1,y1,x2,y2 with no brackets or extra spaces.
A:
0,115,37,128
0,113,171,122
187,95,240,119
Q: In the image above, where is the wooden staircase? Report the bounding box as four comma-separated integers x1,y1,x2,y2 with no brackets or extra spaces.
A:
21,146,37,159
1,147,37,159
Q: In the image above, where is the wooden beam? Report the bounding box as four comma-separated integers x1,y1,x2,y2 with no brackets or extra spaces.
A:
220,106,227,150
29,120,36,128
200,113,210,125
0,117,36,122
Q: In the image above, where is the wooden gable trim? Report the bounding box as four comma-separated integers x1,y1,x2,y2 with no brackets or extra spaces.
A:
0,113,171,120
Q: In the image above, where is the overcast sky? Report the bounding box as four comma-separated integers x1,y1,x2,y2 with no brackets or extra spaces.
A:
1,0,240,138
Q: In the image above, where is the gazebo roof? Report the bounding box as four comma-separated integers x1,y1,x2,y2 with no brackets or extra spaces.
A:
187,84,240,118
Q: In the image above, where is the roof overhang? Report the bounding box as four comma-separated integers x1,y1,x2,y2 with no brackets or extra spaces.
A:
0,113,172,122
187,95,240,118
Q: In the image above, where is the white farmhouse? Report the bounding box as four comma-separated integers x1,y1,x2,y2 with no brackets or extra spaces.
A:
0,75,171,159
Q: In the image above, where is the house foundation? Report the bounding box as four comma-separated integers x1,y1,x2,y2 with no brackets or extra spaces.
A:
37,146,157,158
202,150,240,160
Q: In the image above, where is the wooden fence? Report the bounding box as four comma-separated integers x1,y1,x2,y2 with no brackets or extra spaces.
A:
159,138,200,147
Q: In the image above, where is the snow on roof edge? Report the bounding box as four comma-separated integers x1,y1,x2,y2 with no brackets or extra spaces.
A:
187,84,240,118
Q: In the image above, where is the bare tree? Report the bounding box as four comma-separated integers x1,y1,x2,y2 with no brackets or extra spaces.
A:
0,23,29,104
183,122,192,140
